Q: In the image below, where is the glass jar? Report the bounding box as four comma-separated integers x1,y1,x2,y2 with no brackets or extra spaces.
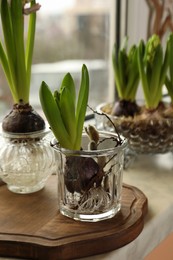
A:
95,102,173,154
0,127,57,194
52,131,127,222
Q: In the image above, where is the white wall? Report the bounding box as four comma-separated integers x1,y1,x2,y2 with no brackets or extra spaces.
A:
126,0,149,100
127,0,149,45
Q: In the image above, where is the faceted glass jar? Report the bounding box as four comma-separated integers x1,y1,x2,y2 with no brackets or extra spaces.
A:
53,131,127,222
95,102,173,154
0,128,57,194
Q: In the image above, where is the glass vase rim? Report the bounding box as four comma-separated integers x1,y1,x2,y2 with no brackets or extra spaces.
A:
0,123,51,139
96,101,173,121
51,131,127,156
97,100,172,107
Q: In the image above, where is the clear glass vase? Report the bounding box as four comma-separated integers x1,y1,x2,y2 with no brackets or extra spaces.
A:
52,131,127,222
95,102,173,154
0,127,57,194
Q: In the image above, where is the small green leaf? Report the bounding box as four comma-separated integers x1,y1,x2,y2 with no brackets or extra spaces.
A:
149,45,163,99
169,34,173,85
39,81,72,149
0,42,13,94
26,0,36,95
164,33,173,102
59,86,76,144
165,77,173,100
75,64,89,149
60,72,76,103
118,50,127,92
112,44,123,98
137,40,150,108
11,0,27,102
1,0,17,97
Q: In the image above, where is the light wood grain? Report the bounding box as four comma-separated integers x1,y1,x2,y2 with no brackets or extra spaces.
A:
0,175,148,260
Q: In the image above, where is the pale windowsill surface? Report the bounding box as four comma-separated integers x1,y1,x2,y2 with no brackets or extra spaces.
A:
81,152,173,260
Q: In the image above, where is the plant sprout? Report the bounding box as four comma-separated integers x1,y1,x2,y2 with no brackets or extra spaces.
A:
112,38,139,101
165,33,173,103
0,0,40,104
137,34,169,110
39,64,89,150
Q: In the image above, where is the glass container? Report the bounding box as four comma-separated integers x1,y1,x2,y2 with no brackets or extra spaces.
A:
0,127,57,194
52,131,127,222
95,103,173,154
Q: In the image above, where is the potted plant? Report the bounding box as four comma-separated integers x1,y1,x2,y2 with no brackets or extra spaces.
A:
0,0,56,193
96,33,173,154
39,64,127,222
111,37,140,117
98,38,140,120
96,37,140,141
0,0,44,132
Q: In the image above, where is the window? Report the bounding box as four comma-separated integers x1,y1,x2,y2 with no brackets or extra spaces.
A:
0,0,115,120
1,1,161,121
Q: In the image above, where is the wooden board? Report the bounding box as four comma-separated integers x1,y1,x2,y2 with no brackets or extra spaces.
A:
0,175,148,260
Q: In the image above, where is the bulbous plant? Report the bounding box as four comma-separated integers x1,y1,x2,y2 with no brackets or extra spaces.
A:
0,0,54,194
40,65,92,190
40,64,90,150
112,37,140,117
39,65,125,221
0,0,45,133
137,34,169,112
96,33,173,154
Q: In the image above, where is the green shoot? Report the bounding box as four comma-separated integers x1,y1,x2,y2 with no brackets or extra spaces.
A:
112,37,139,101
39,64,89,150
137,34,169,109
165,33,173,103
0,0,39,104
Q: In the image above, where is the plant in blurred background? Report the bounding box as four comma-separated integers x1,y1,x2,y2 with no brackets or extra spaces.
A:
112,38,140,117
0,0,45,133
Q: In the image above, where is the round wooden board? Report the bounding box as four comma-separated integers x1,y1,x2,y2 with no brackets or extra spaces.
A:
0,175,148,260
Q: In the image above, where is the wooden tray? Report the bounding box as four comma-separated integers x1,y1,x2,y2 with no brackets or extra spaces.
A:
0,175,148,260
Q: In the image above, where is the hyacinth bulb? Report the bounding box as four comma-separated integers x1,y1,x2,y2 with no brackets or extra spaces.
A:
64,156,100,193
